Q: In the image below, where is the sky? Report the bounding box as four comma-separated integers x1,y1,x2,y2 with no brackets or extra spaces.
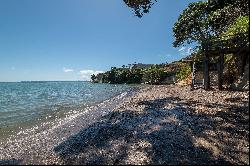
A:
0,0,198,82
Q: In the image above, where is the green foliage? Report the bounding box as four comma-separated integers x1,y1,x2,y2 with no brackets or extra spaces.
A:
173,1,211,47
222,16,249,38
173,0,249,47
176,63,191,81
91,74,97,83
96,67,143,84
126,68,143,84
209,0,249,35
208,16,249,50
91,64,168,85
123,0,156,18
120,0,249,88
142,65,167,85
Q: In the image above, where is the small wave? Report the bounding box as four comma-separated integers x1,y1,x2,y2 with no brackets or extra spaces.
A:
0,82,139,145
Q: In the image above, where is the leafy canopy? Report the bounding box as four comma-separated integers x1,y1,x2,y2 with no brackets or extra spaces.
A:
209,0,249,35
173,1,211,48
172,0,249,48
223,16,249,37
123,0,157,18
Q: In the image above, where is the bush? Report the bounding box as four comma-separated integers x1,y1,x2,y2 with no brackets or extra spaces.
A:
92,64,169,85
176,63,191,81
142,65,167,85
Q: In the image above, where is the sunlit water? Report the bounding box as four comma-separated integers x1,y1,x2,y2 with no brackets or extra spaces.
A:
0,81,136,140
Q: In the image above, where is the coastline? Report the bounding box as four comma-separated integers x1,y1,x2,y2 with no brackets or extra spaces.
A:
0,87,139,164
0,85,249,165
0,82,138,142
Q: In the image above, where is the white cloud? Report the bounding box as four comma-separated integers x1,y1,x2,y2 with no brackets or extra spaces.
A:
79,70,104,81
157,54,172,58
63,68,74,73
178,46,193,56
186,47,193,54
178,47,186,52
11,66,16,70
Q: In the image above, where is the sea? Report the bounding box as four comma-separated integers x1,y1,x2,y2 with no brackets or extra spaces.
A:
0,81,136,141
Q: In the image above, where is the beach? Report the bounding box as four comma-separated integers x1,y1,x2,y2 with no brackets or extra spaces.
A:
0,85,249,165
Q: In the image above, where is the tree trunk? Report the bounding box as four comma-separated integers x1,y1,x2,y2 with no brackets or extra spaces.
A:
191,61,196,90
203,43,210,90
218,53,224,90
240,51,247,77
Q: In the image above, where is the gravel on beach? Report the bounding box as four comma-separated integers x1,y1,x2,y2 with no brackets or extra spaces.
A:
0,85,249,165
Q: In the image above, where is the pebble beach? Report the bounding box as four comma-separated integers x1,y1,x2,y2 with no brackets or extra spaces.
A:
0,85,249,165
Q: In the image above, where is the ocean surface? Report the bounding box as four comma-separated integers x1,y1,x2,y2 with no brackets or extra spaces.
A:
0,81,136,141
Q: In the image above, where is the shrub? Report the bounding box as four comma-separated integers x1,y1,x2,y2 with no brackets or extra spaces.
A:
142,65,167,85
92,64,169,85
176,63,191,81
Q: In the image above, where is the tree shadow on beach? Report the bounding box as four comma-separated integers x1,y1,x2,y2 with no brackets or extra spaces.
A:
0,159,21,165
53,95,249,165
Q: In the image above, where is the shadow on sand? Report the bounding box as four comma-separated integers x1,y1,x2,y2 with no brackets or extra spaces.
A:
0,159,21,165
53,96,249,165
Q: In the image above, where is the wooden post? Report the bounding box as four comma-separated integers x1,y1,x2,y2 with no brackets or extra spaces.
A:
240,51,247,77
218,53,224,90
190,61,194,90
203,42,210,90
191,61,196,90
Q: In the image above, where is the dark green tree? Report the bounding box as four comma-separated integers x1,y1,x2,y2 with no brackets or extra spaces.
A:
142,65,166,85
173,1,214,90
208,0,249,35
91,74,97,82
123,0,157,18
123,0,249,89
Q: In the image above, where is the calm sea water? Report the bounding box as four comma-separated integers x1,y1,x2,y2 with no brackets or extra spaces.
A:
0,81,134,140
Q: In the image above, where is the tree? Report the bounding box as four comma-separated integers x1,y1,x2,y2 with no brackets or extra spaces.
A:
222,16,249,39
123,0,156,18
142,65,166,85
91,74,97,82
173,1,213,90
173,1,213,47
208,0,249,35
124,0,249,89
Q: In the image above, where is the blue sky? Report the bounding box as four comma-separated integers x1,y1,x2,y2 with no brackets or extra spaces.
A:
0,0,197,82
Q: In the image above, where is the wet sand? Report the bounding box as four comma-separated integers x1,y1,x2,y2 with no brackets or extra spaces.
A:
0,85,249,165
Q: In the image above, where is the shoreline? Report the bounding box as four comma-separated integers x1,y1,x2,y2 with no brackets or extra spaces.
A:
0,85,249,165
0,87,138,143
0,87,139,164
0,82,140,144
